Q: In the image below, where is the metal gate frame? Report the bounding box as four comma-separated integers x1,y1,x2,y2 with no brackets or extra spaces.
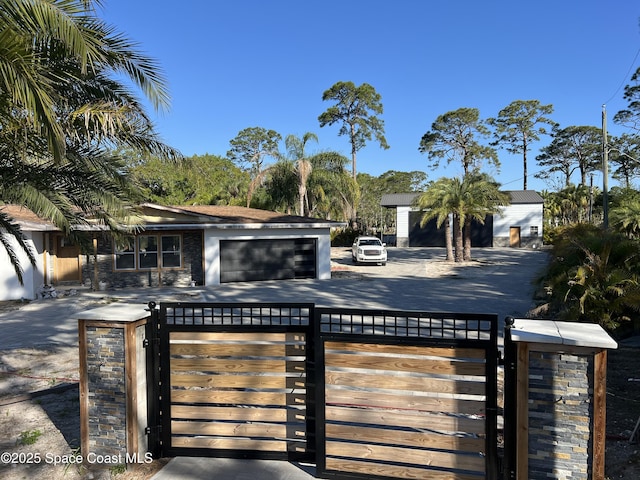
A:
314,307,500,480
148,302,316,461
147,302,500,478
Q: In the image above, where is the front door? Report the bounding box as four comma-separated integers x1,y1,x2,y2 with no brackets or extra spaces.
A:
509,227,521,248
54,235,81,282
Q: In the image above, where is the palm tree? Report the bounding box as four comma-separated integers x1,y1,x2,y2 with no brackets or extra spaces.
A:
0,0,178,282
610,198,640,239
307,152,358,222
285,132,318,216
417,175,510,263
415,178,456,261
460,174,510,261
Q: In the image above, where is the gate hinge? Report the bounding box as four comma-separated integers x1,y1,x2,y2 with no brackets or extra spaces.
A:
145,425,162,435
143,337,159,348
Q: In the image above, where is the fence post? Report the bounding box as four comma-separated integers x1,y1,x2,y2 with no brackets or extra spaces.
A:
504,319,617,480
503,316,518,480
77,303,153,464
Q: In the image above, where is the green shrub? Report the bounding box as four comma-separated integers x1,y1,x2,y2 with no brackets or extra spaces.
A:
536,224,640,336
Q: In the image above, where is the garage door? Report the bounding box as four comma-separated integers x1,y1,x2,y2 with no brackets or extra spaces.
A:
220,238,316,283
409,213,493,247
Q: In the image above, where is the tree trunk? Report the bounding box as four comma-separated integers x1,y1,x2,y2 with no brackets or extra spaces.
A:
444,216,454,261
463,217,472,261
453,214,464,263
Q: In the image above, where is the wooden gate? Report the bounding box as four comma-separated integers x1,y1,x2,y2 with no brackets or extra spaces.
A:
315,308,499,480
150,303,315,461
148,303,500,479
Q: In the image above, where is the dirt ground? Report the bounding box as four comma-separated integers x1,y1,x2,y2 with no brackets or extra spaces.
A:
0,258,639,479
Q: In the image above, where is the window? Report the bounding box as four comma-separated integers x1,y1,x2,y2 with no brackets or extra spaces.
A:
161,235,182,268
530,226,539,236
113,234,182,270
114,237,135,270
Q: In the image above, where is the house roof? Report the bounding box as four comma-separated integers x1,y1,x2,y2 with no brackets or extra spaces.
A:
380,193,421,207
380,190,544,207
506,190,544,204
0,205,58,231
2,203,345,232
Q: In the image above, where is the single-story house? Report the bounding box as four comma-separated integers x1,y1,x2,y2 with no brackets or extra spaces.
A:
380,190,544,248
0,203,345,301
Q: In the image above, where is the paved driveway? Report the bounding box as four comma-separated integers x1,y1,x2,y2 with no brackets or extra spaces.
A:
0,247,550,349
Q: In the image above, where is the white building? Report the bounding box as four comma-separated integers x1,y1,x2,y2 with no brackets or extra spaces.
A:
380,190,544,248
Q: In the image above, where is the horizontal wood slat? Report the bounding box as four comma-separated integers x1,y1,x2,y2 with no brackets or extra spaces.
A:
325,458,484,480
326,424,484,453
325,342,486,359
326,440,485,473
169,374,288,389
172,436,290,451
171,390,305,406
171,420,295,438
170,358,304,373
326,388,486,415
171,405,292,422
325,371,485,396
169,343,290,357
325,405,485,435
325,353,485,376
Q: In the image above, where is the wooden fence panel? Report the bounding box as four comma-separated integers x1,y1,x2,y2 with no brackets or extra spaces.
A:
166,330,308,456
321,341,488,479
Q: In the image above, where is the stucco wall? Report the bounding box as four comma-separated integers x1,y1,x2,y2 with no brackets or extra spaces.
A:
204,227,332,285
0,231,46,301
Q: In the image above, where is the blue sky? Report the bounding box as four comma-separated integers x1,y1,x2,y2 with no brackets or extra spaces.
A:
100,0,640,192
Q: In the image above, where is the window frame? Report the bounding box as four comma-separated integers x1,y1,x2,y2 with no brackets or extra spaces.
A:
112,233,183,271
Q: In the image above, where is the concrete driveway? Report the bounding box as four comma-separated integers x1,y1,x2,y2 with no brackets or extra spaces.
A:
0,247,549,350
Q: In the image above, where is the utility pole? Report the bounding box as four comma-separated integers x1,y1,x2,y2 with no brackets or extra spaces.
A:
589,174,593,223
602,105,609,229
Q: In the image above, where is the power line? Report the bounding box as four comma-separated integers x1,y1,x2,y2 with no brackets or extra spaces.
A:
603,46,640,106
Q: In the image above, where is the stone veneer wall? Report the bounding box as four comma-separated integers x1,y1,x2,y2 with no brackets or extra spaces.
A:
527,351,593,480
81,231,204,288
493,236,542,248
85,326,127,456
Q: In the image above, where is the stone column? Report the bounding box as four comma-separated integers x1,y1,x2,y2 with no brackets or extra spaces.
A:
77,304,151,461
508,320,617,480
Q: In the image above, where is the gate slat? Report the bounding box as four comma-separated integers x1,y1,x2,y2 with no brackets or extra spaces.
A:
325,458,484,480
326,341,487,359
325,371,486,396
325,405,485,434
169,373,288,389
325,440,486,473
171,405,290,422
326,424,484,452
171,420,291,437
170,358,300,373
169,343,288,356
171,390,298,405
325,353,486,376
326,389,486,415
172,436,290,451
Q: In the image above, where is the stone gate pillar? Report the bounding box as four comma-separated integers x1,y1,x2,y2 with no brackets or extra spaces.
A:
504,319,618,480
77,304,151,462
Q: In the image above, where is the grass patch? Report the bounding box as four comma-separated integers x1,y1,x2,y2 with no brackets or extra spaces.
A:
17,429,42,446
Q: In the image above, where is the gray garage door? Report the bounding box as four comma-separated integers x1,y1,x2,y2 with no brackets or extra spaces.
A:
220,238,317,283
